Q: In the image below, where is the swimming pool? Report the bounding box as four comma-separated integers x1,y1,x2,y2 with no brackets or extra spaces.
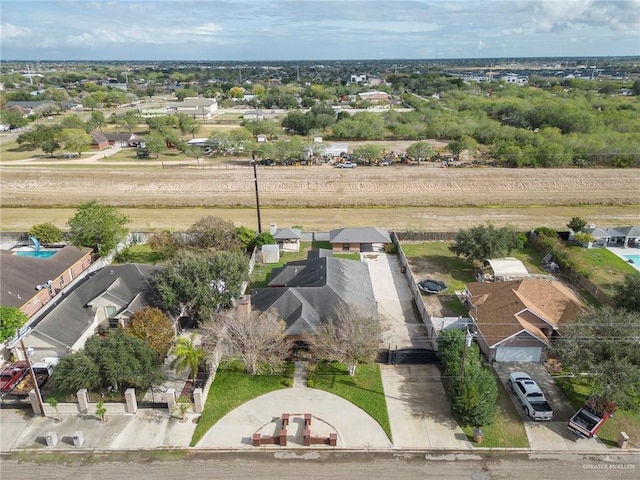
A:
14,250,58,259
623,254,640,265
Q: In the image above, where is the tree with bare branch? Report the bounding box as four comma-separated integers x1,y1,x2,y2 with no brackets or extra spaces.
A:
203,308,291,375
304,305,382,376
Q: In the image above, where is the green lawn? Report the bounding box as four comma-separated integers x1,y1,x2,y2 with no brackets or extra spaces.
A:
554,375,640,449
249,242,311,289
401,241,476,292
307,361,392,441
114,244,165,264
567,246,636,297
191,361,293,446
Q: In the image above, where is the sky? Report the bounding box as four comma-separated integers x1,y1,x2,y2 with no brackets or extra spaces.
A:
1,0,639,61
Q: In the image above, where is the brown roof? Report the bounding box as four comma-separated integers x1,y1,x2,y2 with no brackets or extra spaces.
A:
467,279,585,348
0,246,93,308
91,132,109,144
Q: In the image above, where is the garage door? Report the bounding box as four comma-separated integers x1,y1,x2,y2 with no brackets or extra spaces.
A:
495,347,542,362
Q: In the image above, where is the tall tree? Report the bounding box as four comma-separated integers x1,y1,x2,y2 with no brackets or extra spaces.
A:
437,329,497,427
171,335,205,384
0,306,28,343
406,141,434,161
450,223,524,262
567,216,588,232
52,330,164,393
352,144,384,165
59,128,92,156
155,250,249,320
144,132,167,158
67,200,130,257
553,306,640,410
613,273,640,313
303,305,382,376
176,113,200,138
186,216,241,251
125,307,175,358
204,309,291,375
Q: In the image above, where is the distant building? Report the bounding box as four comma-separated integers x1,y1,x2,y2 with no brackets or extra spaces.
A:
502,74,529,86
166,97,218,119
350,74,368,85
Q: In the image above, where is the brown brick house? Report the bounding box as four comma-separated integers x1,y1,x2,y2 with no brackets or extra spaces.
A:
464,278,585,362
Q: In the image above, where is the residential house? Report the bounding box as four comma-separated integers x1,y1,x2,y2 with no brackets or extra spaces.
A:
583,225,640,248
166,97,218,119
0,245,94,318
464,278,585,362
90,132,110,150
329,227,392,253
269,224,302,252
501,74,529,85
350,74,368,85
19,264,165,361
250,254,377,340
5,100,58,116
103,132,144,148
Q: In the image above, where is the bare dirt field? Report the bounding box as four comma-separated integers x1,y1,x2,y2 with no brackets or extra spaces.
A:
1,143,639,232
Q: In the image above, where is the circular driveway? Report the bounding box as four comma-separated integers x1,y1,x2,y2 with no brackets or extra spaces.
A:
197,387,392,449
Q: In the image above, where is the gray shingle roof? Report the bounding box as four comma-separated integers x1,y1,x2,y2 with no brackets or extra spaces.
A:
273,228,302,241
32,264,163,350
329,227,391,244
250,255,376,336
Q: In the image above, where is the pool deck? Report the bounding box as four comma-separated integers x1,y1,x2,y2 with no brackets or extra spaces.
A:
607,245,640,272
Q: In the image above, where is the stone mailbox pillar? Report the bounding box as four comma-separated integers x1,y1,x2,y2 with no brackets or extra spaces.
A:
618,432,629,449
124,388,138,414
166,388,176,412
28,389,43,415
77,389,90,414
193,388,204,413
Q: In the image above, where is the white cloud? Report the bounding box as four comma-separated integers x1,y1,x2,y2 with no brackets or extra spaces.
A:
477,40,487,50
0,23,31,40
532,0,640,33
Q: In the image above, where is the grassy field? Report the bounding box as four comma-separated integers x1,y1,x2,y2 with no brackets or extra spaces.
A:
307,361,392,441
401,241,477,292
567,246,638,296
191,360,293,446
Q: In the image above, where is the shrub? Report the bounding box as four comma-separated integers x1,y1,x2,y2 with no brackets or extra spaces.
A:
28,222,63,244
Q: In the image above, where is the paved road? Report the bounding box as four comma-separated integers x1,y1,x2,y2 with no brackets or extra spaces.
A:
1,451,638,480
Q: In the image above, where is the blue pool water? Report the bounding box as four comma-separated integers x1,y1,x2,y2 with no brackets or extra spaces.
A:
624,254,640,263
14,250,58,259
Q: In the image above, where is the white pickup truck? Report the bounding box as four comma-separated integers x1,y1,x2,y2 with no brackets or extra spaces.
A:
508,372,553,421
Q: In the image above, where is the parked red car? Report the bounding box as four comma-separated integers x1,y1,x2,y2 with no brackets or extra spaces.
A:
0,361,29,394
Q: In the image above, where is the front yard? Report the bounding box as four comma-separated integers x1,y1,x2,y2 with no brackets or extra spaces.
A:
191,360,293,446
307,361,392,441
554,375,640,449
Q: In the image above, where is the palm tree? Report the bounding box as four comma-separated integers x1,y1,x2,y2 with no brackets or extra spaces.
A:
46,396,61,422
171,335,205,384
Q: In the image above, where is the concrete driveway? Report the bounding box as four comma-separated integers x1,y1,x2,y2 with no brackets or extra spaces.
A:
380,364,472,449
362,253,429,349
493,362,609,451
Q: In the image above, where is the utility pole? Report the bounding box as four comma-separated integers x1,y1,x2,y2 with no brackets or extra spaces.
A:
20,338,45,416
459,325,476,390
250,160,262,233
